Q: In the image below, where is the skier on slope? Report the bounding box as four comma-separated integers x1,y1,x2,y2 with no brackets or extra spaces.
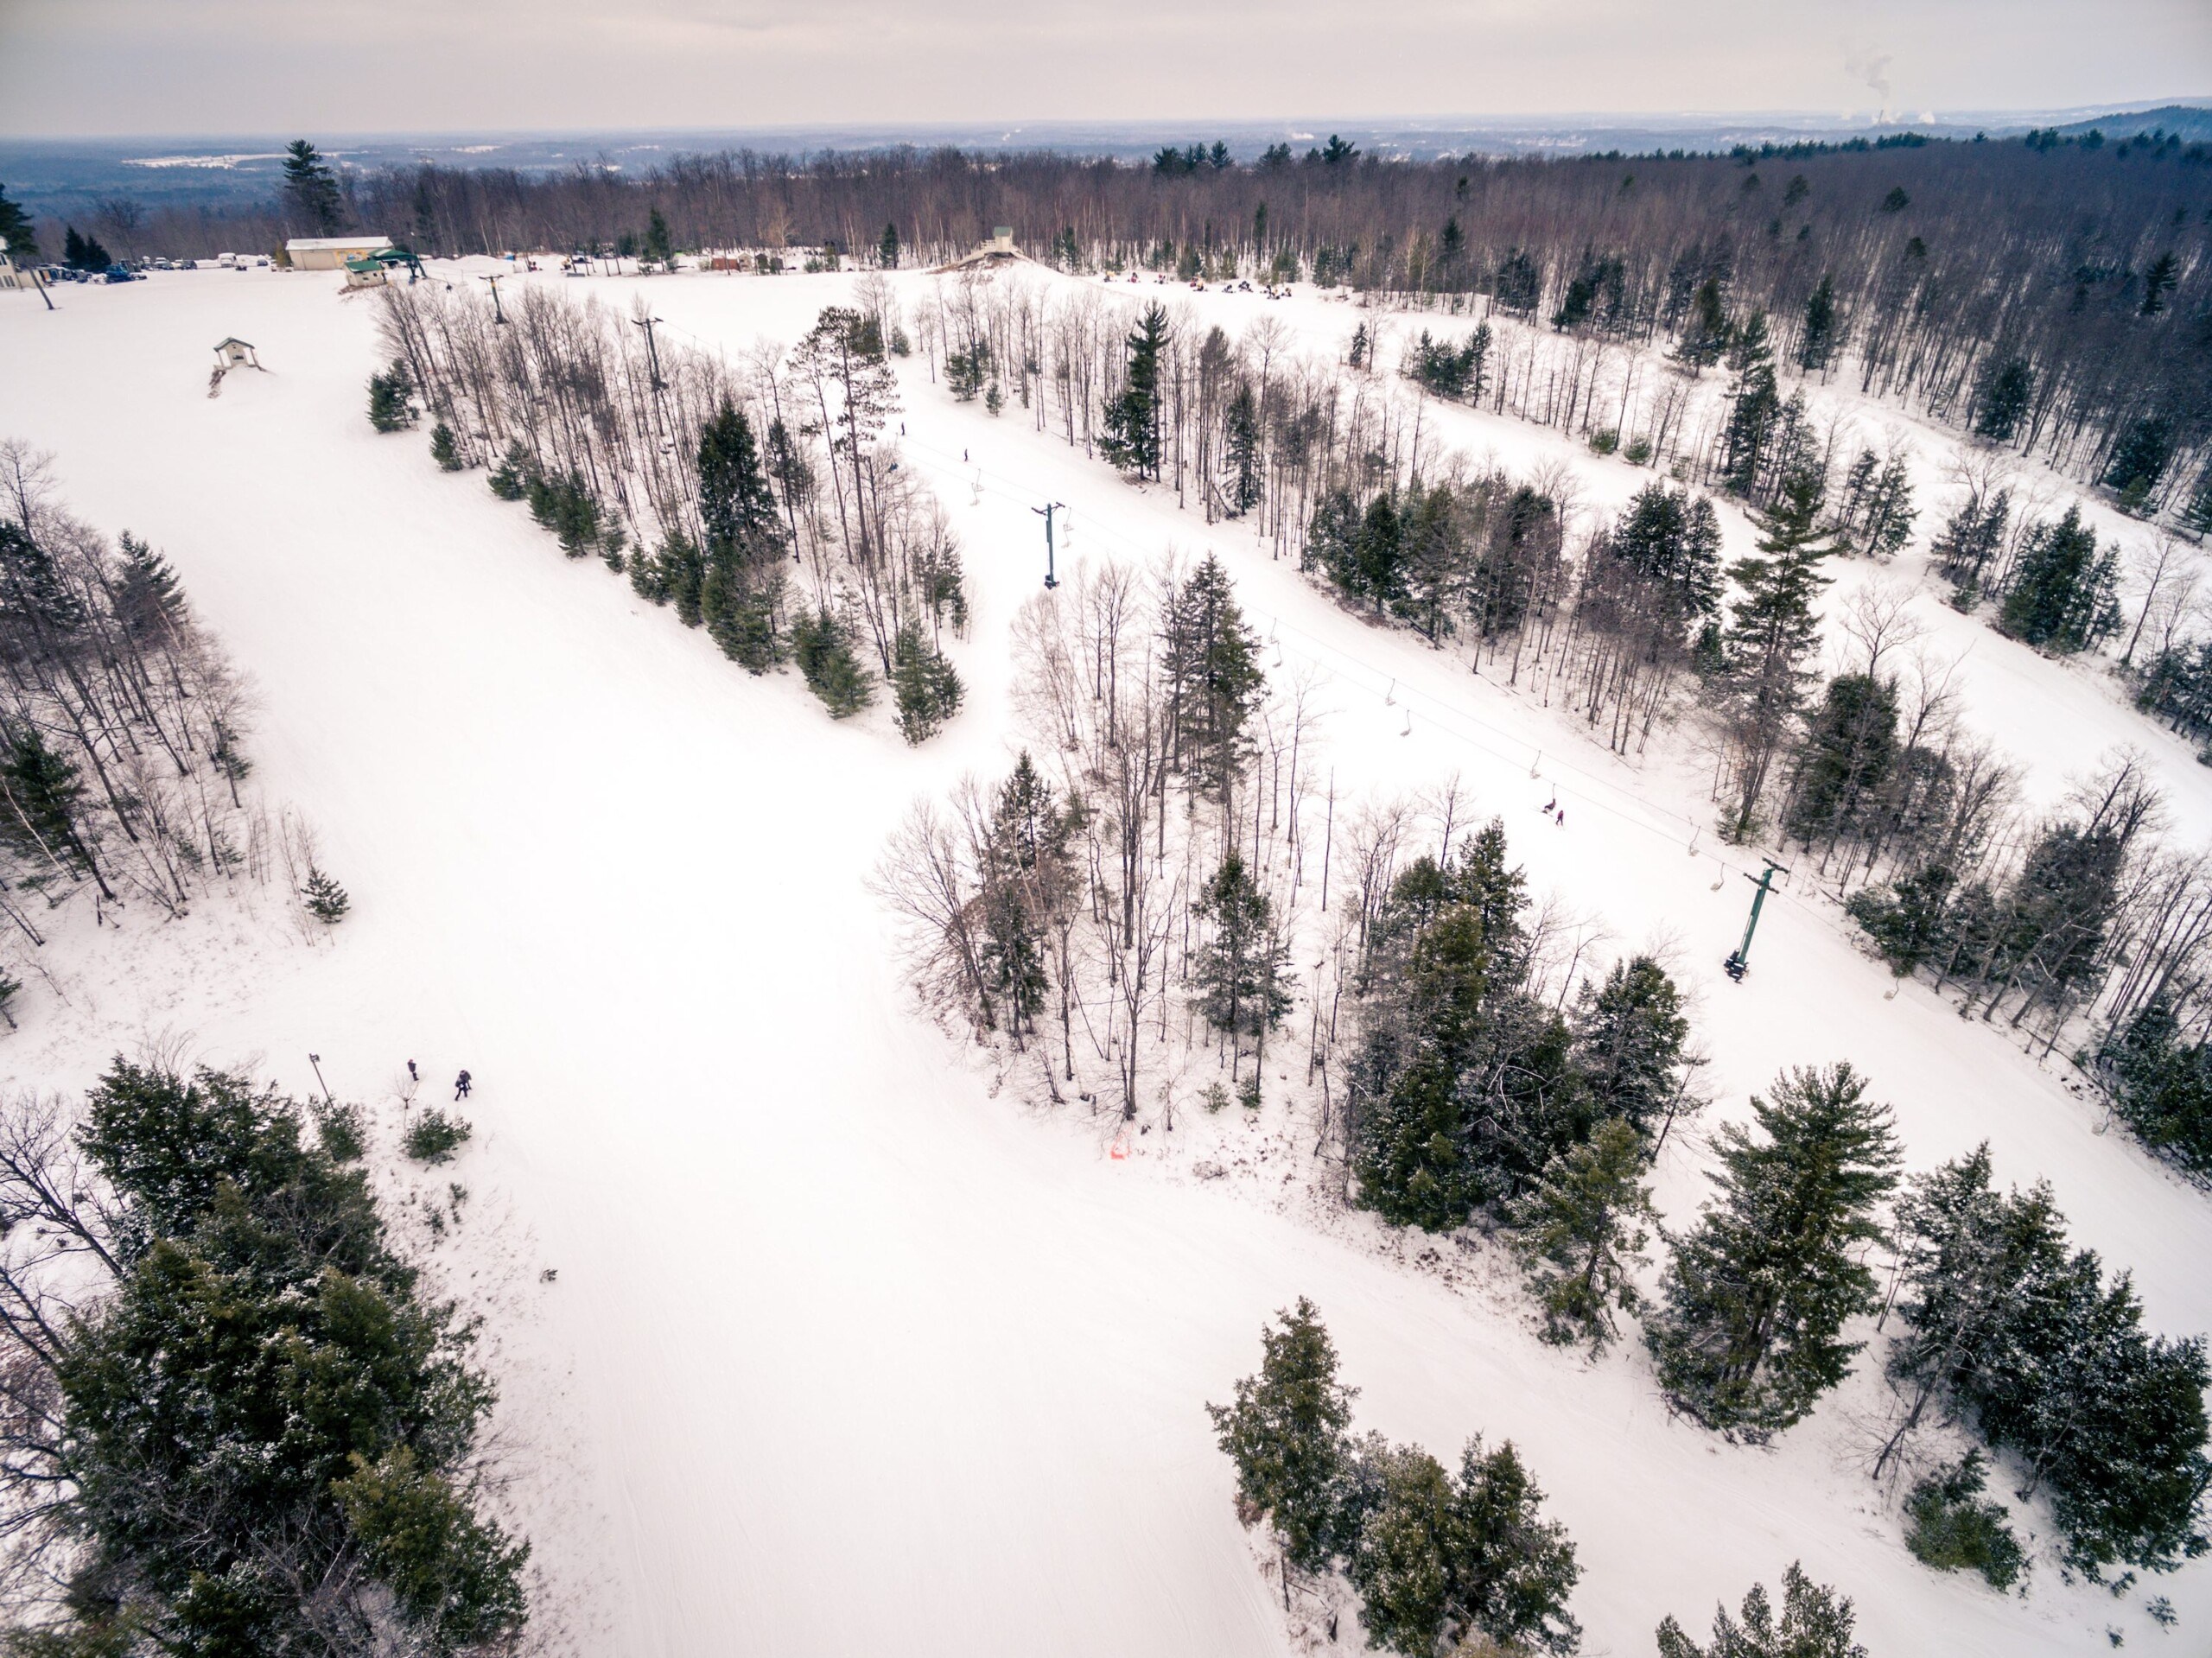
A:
454,1069,473,1101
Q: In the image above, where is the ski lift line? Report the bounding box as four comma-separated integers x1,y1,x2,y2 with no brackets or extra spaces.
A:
891,435,1782,880
808,429,1828,932
559,356,1831,942
867,435,1840,950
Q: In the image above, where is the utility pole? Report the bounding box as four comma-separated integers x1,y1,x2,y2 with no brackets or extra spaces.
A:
632,314,667,391
1723,859,1789,981
632,313,671,446
29,264,54,311
1031,500,1066,588
479,271,507,324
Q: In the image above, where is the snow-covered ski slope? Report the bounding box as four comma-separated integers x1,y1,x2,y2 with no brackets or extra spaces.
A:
1,264,2207,1655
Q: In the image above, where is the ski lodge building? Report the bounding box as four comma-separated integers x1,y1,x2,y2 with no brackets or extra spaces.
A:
285,234,393,270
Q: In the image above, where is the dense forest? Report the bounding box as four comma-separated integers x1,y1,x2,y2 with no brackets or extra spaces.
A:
69,128,2212,506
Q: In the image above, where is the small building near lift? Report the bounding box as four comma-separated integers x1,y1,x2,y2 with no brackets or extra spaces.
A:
285,234,393,271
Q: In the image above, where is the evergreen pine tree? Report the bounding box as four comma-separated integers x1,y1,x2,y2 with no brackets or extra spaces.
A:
111,531,188,644
1973,355,2034,442
1345,1436,1581,1657
2099,1000,2212,1173
1611,485,1725,622
976,753,1071,1043
1784,672,1900,847
695,400,785,670
654,530,704,623
1997,505,2118,652
945,340,991,401
1720,464,1831,841
1160,554,1265,801
282,139,343,234
1509,1118,1656,1352
486,441,531,501
1880,1147,2056,1471
1208,1297,1357,1575
791,606,874,718
1717,313,1780,495
696,400,779,555
1349,1444,1454,1656
429,422,462,471
1445,1437,1582,1655
2103,412,2175,507
2181,467,2212,539
1350,823,1586,1227
524,471,602,556
1903,1453,2025,1588
1675,277,1730,371
1223,384,1263,514
0,181,37,260
365,361,414,432
642,206,673,265
1191,852,1294,1076
1656,1563,1866,1658
878,221,899,269
1797,276,1838,371
0,724,108,895
2140,251,2180,316
0,518,84,638
1890,1145,2211,1575
891,623,963,743
1569,956,1692,1137
702,554,782,670
41,1060,528,1654
1646,1064,1900,1437
1101,303,1170,478
1343,492,1408,613
1302,487,1360,586
302,863,351,924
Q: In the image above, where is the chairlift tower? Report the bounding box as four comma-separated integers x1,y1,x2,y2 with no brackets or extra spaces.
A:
1032,500,1066,589
1723,859,1789,982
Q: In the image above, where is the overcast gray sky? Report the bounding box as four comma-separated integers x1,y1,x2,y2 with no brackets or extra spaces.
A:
2,0,2207,137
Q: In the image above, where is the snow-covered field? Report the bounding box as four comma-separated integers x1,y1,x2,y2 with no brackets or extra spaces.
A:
1,262,2207,1655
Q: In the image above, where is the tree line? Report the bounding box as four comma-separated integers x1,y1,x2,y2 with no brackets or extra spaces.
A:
60,125,2212,506
1209,1107,2207,1654
1039,280,2212,1172
376,283,966,740
0,444,348,990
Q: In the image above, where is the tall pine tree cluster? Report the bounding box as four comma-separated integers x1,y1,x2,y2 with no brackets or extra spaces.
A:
1887,1147,2210,1577
0,1061,527,1653
1210,1300,1581,1657
1344,822,1694,1350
